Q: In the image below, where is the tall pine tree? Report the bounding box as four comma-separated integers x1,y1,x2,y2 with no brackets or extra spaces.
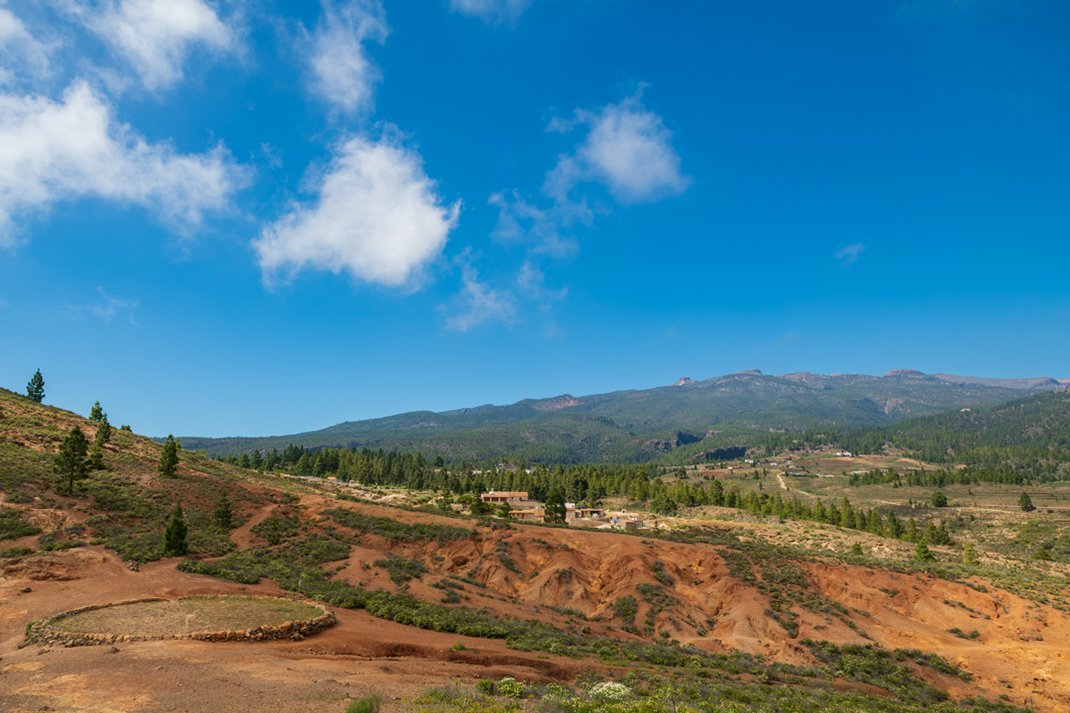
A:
164,504,188,556
26,369,45,403
53,426,89,494
159,435,179,477
544,488,567,523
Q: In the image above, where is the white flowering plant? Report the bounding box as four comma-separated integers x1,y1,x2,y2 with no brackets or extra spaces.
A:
497,677,527,698
589,681,632,703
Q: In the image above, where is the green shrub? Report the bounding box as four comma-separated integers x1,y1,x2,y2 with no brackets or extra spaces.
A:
0,507,42,540
475,679,496,695
327,508,472,543
0,545,34,558
251,515,299,545
613,595,638,623
497,678,526,698
345,694,380,713
375,553,428,584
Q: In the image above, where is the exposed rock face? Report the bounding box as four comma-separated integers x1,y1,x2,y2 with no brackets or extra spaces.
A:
672,377,697,386
531,395,582,412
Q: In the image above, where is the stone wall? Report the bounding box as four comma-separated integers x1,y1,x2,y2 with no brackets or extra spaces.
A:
27,595,336,648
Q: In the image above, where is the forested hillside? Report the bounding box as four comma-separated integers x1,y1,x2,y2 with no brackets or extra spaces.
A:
180,370,1064,464
756,389,1070,480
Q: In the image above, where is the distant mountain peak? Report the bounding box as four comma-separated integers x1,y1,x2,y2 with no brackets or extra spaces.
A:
672,377,697,386
736,369,763,375
886,369,925,377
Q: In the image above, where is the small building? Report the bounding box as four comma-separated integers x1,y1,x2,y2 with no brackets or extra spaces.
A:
623,519,645,530
577,508,606,519
510,509,541,522
482,491,529,504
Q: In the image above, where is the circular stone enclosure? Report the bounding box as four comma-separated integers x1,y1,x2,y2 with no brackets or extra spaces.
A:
37,596,334,644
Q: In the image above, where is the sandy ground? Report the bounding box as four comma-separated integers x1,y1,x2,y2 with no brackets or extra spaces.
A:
0,544,597,713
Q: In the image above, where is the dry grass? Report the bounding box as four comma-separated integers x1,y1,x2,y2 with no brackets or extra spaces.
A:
53,596,322,637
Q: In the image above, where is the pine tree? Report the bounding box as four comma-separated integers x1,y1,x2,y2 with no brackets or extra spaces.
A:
88,445,106,470
26,369,45,403
544,488,567,524
159,435,179,478
913,542,936,562
164,504,188,556
95,415,112,447
963,542,979,565
53,426,90,494
213,491,233,530
1019,492,1035,512
89,401,104,422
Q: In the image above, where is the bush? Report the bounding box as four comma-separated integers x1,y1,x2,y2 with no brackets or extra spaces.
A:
612,590,633,620
345,694,380,713
497,678,527,698
0,507,42,540
1,545,34,558
327,508,473,543
543,683,572,700
475,679,496,695
374,554,428,584
252,516,299,546
589,682,631,703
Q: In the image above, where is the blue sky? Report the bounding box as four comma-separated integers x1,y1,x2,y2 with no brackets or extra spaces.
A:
1,0,1067,438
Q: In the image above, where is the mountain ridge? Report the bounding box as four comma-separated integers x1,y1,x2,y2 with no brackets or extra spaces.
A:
178,369,1066,462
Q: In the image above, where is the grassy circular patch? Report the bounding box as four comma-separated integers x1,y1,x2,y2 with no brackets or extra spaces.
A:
52,596,323,638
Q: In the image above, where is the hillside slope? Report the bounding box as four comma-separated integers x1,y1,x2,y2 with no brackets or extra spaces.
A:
762,389,1070,473
2,387,1070,711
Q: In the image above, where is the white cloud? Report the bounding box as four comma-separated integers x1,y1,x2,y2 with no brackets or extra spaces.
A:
254,131,460,289
545,93,690,204
441,259,516,332
0,5,53,83
306,0,389,114
449,0,532,26
835,243,866,267
0,81,244,247
67,0,236,91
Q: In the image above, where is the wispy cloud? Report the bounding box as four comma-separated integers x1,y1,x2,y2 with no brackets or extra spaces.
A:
449,0,533,26
835,243,866,267
441,255,516,332
545,91,691,205
304,0,389,115
254,130,459,289
0,4,54,84
775,330,802,345
0,81,245,248
63,0,239,92
68,287,139,325
489,190,586,259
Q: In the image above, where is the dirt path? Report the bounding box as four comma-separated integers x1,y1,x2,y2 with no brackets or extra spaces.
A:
230,503,278,549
